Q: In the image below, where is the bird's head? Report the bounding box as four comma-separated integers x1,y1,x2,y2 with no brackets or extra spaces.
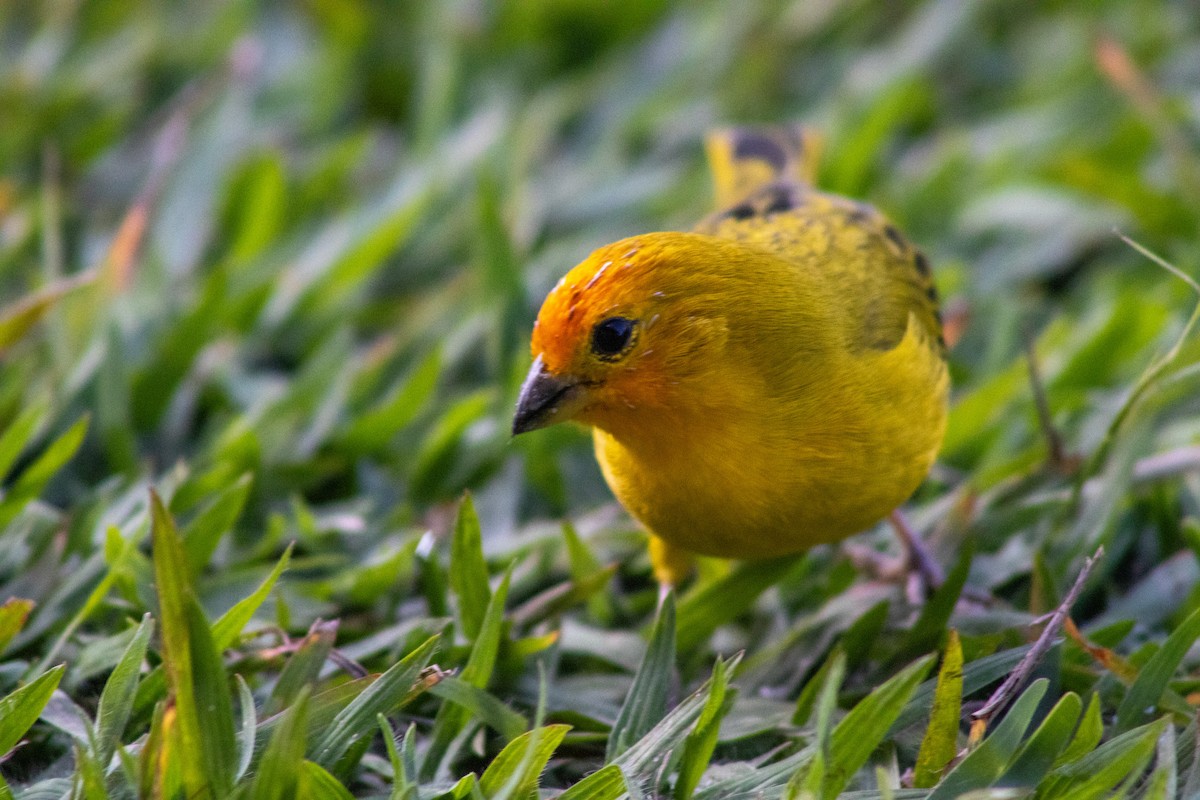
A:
512,233,736,436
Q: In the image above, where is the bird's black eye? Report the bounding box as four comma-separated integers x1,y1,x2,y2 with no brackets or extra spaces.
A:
591,317,636,360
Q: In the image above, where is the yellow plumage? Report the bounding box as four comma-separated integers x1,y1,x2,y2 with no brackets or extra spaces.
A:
513,125,949,585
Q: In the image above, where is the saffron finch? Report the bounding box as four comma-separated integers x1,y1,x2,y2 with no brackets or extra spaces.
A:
513,125,949,586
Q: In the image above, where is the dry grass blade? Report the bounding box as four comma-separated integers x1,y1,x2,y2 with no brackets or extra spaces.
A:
970,547,1104,737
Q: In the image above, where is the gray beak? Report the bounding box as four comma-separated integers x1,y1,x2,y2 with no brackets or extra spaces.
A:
512,356,582,435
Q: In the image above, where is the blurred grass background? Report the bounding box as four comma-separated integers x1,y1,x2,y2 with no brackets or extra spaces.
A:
2,0,1200,797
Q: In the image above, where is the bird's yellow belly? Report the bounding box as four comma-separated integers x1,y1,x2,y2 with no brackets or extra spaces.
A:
592,342,948,559
595,429,936,558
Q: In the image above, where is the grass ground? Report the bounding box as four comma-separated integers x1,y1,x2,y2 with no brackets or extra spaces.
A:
2,1,1200,797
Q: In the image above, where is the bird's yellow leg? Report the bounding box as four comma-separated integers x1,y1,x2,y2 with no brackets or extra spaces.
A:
649,534,695,589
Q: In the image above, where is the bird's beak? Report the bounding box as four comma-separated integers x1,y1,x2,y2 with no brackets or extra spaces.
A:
512,355,585,435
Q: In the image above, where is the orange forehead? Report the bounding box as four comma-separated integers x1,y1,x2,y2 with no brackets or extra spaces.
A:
531,237,650,373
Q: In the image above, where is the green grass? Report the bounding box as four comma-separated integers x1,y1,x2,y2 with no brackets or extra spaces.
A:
3,0,1200,797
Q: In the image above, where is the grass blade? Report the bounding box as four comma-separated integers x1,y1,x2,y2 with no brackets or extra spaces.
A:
608,593,675,761
266,619,338,716
298,760,357,800
1116,604,1200,732
0,415,88,529
788,649,846,797
236,675,257,783
427,677,528,740
558,765,628,800
616,674,718,779
182,473,253,572
0,401,46,482
251,688,310,800
997,691,1083,788
425,567,512,775
211,543,294,651
151,489,236,798
450,492,492,641
675,656,736,800
478,724,571,799
913,630,964,788
380,718,419,800
94,614,154,766
0,664,64,756
928,678,1048,799
823,654,934,799
1043,719,1167,799
311,634,440,770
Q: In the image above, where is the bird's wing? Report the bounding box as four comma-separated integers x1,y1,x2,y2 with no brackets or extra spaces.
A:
696,125,942,354
694,188,944,354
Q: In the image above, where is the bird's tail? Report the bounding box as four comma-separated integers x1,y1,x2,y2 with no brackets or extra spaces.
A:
704,124,823,207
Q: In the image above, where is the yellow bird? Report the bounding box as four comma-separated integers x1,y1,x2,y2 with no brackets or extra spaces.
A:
512,125,949,586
